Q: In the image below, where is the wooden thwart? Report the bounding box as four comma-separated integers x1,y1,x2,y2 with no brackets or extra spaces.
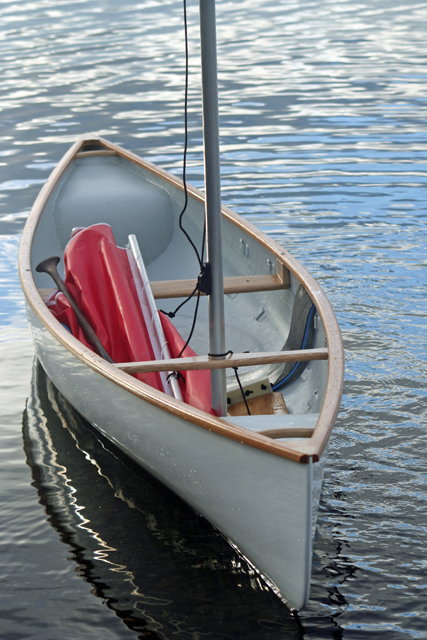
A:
38,270,289,304
116,347,328,374
151,272,289,299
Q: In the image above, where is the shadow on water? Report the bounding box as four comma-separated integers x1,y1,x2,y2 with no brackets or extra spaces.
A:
23,360,308,639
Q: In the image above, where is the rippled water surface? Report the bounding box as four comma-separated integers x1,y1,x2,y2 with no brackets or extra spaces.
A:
1,0,426,638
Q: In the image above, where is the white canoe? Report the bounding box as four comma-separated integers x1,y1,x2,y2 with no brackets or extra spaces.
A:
19,133,344,610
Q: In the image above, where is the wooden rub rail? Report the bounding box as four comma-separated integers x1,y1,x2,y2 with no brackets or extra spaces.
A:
116,347,328,374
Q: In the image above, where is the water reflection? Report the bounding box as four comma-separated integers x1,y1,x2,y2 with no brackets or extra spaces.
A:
2,0,426,635
23,361,304,639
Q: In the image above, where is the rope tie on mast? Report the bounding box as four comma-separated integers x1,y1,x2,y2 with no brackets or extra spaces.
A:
206,350,251,416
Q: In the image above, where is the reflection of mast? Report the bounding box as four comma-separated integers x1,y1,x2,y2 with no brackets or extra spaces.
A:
23,362,301,638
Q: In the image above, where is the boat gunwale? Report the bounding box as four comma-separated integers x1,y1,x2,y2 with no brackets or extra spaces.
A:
19,134,344,464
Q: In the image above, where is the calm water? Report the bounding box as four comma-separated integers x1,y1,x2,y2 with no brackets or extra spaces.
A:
1,0,426,638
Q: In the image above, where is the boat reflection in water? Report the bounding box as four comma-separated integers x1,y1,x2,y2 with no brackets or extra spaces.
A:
23,360,303,639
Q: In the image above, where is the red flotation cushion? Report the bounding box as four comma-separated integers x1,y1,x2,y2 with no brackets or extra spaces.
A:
45,223,214,415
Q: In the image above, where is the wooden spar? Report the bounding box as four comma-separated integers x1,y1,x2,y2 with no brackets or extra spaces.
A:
115,347,328,374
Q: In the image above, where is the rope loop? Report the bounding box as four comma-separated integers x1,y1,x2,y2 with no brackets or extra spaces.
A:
208,349,233,359
167,371,185,384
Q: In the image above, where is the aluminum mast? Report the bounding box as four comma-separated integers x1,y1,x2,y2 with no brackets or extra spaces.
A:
199,0,227,416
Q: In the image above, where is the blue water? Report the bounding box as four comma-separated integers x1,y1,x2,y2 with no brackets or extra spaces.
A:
1,0,426,638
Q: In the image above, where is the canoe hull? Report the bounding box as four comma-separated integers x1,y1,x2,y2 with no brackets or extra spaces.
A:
20,135,344,610
27,303,318,610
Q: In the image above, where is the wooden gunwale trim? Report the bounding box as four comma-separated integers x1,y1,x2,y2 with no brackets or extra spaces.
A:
95,136,344,458
18,140,311,463
24,313,313,463
19,134,344,463
115,348,328,374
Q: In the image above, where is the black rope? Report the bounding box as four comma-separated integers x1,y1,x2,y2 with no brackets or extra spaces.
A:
161,0,208,348
167,371,185,384
178,289,202,358
161,0,210,360
208,350,233,358
206,350,251,416
160,283,199,319
178,0,203,269
233,366,251,416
